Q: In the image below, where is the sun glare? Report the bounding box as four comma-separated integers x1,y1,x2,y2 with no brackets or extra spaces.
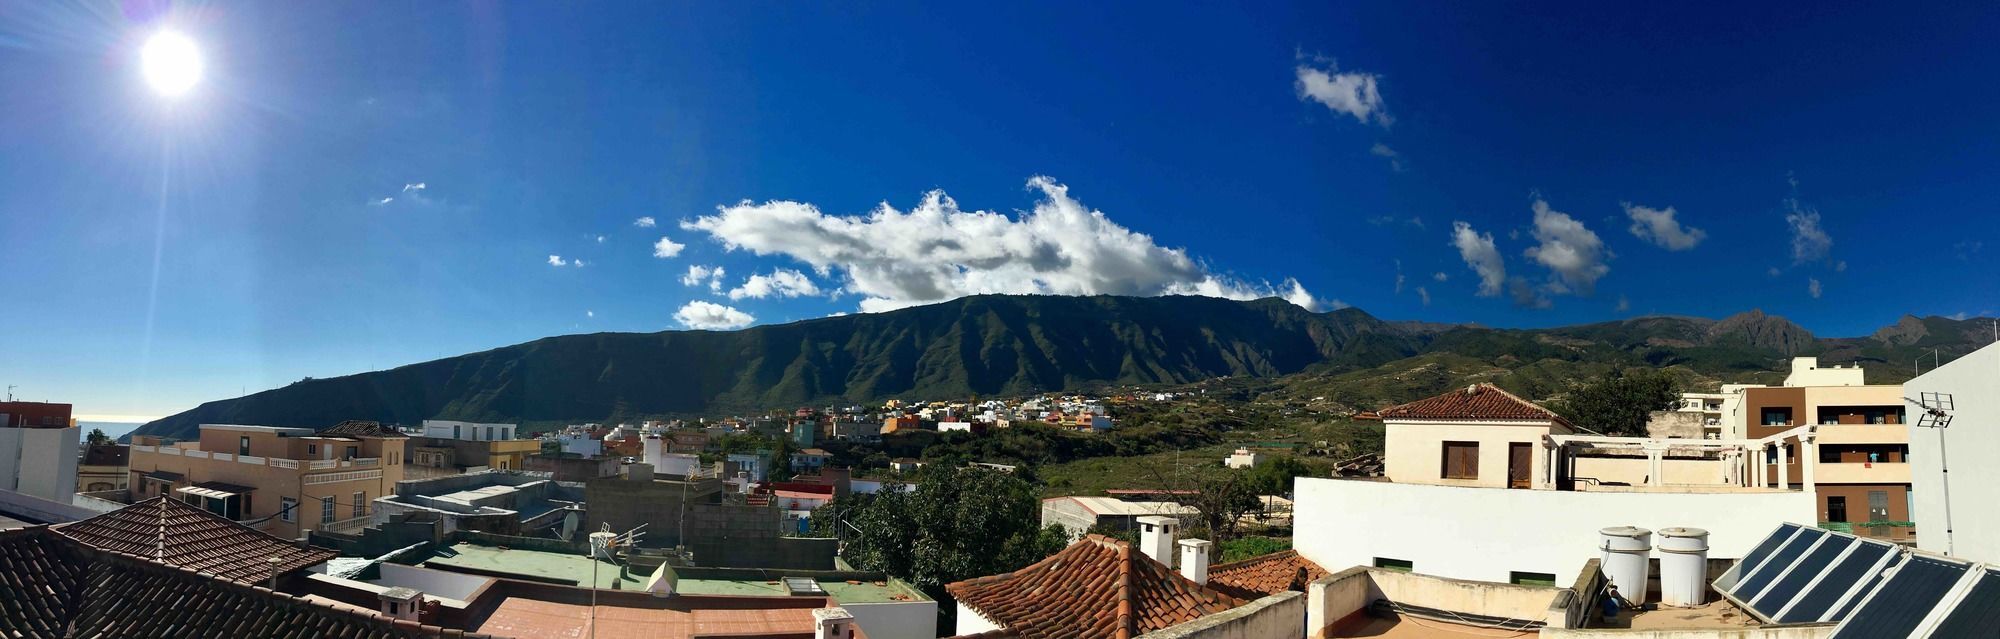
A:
141,30,203,97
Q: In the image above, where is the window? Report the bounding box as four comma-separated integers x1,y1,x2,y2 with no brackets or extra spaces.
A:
238,436,251,456
485,426,495,441
1510,571,1558,587
388,602,399,615
453,424,462,439
320,496,335,524
1441,441,1479,480
1374,557,1414,572
281,497,297,523
345,445,359,459
308,443,318,456
1761,407,1793,426
352,491,366,517
1826,496,1847,523
1821,446,1841,464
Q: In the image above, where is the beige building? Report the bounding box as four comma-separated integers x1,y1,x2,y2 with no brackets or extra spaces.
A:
1742,359,1911,543
1380,384,1578,489
127,420,406,538
76,443,129,493
406,419,541,476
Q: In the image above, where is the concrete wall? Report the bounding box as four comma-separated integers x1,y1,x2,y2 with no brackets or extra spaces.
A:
1906,341,2000,563
1571,455,1734,487
0,425,79,502
1385,421,1553,488
1293,477,1817,586
1137,591,1303,639
1645,412,1707,440
0,485,96,523
843,599,939,639
376,563,490,603
1306,567,1575,637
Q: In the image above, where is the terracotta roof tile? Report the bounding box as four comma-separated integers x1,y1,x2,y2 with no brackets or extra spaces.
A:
945,535,1242,639
1376,383,1570,427
1204,550,1329,600
318,420,409,438
0,526,484,638
54,497,336,582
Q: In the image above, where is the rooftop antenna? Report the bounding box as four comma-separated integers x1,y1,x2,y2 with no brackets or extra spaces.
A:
1904,392,1956,556
5,385,13,402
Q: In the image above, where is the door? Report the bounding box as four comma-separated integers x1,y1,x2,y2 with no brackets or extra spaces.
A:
1867,490,1890,537
1508,443,1532,489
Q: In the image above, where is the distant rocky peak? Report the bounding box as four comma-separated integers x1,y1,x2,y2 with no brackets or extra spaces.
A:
1708,309,1814,355
1871,315,1930,346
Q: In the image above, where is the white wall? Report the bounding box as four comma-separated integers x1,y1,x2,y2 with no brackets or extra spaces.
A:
0,426,79,502
421,420,514,441
1384,421,1551,488
1292,477,1816,586
1906,341,2000,563
842,600,937,639
955,601,1005,636
375,563,492,604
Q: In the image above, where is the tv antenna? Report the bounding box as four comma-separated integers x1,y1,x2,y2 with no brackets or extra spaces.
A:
1904,392,1956,556
4,385,13,402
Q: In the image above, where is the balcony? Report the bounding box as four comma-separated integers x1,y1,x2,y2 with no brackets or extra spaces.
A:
1816,461,1911,484
1816,424,1908,445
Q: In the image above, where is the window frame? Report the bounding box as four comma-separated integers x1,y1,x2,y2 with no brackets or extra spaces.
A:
352,491,366,518
1373,557,1414,572
320,496,335,524
1441,441,1480,480
281,497,298,523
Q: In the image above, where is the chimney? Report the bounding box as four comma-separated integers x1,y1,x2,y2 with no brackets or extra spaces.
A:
642,435,663,468
1178,539,1213,585
1136,515,1179,568
377,587,424,621
813,606,857,639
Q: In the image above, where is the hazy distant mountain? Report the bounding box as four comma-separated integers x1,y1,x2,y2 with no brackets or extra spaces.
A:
130,296,1997,441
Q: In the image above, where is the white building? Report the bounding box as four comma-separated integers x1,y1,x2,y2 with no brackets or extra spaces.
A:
0,407,79,503
1298,383,1819,587
421,420,517,442
555,431,602,458
1224,448,1263,469
1905,340,2000,563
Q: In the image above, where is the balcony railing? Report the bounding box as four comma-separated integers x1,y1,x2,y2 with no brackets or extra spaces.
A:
315,514,373,534
134,446,383,473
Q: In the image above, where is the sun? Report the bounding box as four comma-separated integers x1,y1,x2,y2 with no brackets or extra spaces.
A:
141,30,204,97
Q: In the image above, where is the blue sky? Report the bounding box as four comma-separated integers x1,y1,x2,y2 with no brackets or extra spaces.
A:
4,2,1997,419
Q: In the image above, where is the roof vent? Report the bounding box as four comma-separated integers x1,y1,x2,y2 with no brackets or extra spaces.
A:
783,576,826,596
1466,385,1478,395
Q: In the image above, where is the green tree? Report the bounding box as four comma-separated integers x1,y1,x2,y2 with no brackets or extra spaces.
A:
1554,369,1681,436
1246,455,1311,496
1218,535,1291,562
85,428,112,446
814,466,1068,604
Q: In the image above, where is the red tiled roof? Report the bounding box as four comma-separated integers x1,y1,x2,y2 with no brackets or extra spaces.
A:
318,420,409,438
945,534,1243,639
1376,383,1570,427
1204,550,1330,600
0,526,484,638
54,497,336,582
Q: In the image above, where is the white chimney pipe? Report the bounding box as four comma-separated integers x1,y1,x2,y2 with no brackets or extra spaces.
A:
1136,515,1178,568
1179,539,1212,585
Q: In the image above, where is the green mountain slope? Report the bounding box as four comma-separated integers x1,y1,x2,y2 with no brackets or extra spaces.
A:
130,296,1998,442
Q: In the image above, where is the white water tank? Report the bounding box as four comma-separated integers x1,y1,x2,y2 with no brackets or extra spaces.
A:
1599,526,1653,604
1658,527,1710,607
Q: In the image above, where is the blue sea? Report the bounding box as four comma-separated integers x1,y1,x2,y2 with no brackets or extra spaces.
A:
78,421,144,444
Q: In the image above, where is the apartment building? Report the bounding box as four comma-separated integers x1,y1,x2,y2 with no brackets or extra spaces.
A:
406,419,541,475
0,401,79,503
126,420,406,538
1742,357,1912,543
76,443,128,493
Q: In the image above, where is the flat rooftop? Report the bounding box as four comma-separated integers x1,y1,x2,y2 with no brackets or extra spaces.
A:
421,542,923,603
473,598,817,639
1332,617,1532,638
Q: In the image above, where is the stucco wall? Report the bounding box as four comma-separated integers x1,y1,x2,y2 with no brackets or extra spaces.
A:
1292,477,1816,586
1906,342,2000,563
1,425,78,502
955,601,1005,636
842,599,939,639
1570,456,1734,487
1385,421,1552,488
1136,591,1303,639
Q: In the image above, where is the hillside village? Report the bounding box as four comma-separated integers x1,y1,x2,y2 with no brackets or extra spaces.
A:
7,342,1999,638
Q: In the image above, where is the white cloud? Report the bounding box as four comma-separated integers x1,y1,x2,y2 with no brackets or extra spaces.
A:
1624,202,1706,251
1836,260,1848,272
547,255,567,267
586,310,595,318
1394,273,1406,294
1616,295,1631,313
1450,221,1506,297
1768,266,1782,277
596,235,606,244
682,176,1325,313
1523,199,1609,295
1416,286,1430,306
1295,60,1388,126
1808,278,1823,299
674,300,755,330
1432,272,1448,282
402,182,427,193
634,216,657,228
571,259,587,267
1370,143,1404,172
652,236,686,259
370,197,394,206
728,269,824,300
1949,311,1970,321
681,265,727,292
1785,198,1833,265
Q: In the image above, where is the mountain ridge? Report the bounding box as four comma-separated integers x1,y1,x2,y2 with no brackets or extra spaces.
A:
130,296,1998,441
